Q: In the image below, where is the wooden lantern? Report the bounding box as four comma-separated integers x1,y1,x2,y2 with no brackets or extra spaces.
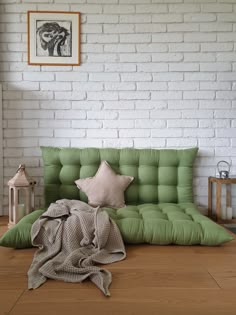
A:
8,164,36,228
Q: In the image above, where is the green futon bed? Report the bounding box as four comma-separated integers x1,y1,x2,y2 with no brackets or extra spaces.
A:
0,147,233,248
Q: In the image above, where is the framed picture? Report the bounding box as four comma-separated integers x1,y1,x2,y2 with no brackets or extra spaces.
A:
27,11,80,66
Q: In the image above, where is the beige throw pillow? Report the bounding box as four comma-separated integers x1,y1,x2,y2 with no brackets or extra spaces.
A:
75,160,134,208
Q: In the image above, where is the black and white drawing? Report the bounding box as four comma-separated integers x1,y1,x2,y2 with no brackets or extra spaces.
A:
28,11,80,66
36,20,72,57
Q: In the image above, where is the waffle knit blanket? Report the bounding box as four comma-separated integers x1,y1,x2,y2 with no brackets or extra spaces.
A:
28,199,126,296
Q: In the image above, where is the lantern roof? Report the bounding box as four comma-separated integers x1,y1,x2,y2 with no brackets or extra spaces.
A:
8,164,35,187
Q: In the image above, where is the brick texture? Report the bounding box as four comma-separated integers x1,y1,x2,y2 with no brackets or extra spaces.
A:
0,0,236,214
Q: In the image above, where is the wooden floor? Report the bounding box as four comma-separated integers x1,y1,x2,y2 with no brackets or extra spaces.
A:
1,216,236,315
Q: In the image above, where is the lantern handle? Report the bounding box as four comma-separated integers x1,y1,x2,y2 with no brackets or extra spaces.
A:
16,164,36,185
16,164,25,172
217,160,231,173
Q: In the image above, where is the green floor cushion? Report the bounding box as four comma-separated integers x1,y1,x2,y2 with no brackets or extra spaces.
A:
0,210,45,249
0,204,232,248
104,203,234,246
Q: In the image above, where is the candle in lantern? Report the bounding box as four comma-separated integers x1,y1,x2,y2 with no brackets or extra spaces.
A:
17,204,25,221
221,207,227,220
226,207,233,221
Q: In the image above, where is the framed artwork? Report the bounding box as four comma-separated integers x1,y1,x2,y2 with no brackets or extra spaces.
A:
27,11,80,66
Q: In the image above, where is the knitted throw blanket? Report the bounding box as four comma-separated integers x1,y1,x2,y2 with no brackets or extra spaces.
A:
28,199,126,296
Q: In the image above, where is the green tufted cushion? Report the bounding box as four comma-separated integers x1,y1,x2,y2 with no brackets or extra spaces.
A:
40,146,233,246
104,203,233,245
0,210,45,249
0,204,232,248
41,147,198,208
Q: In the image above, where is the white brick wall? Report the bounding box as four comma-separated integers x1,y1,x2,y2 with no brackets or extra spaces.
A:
0,0,236,215
0,85,2,215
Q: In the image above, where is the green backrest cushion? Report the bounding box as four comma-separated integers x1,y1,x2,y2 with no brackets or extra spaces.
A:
0,210,44,249
41,147,198,207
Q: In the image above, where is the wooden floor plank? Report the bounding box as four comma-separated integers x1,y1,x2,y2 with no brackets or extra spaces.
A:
111,268,218,289
34,267,218,291
0,266,29,290
193,239,236,255
10,302,236,315
0,247,35,267
10,289,236,315
208,269,236,289
0,289,24,315
111,252,208,269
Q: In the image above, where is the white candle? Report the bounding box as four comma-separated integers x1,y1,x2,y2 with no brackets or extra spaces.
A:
17,204,25,221
226,207,233,221
221,207,227,220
